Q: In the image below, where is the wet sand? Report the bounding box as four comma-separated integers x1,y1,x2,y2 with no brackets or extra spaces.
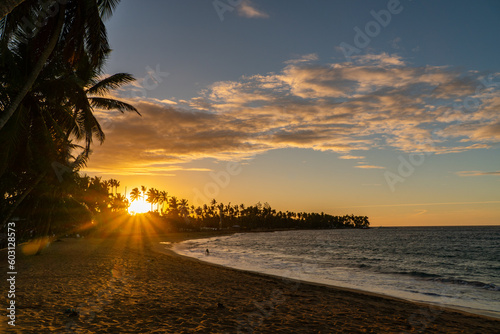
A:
1,233,499,333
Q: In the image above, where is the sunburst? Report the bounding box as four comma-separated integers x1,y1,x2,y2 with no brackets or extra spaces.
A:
128,200,150,215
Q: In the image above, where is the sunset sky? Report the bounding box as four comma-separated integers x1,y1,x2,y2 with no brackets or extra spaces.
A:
83,0,500,226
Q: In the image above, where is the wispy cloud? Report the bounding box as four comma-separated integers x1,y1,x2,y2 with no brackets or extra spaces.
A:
354,165,386,169
455,170,500,177
86,53,500,175
284,53,318,65
237,0,269,19
414,209,428,216
339,155,366,160
338,201,500,208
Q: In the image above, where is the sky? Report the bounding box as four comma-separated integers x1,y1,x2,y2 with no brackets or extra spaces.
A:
83,0,500,226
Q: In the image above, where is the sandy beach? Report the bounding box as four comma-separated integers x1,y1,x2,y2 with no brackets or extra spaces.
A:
1,232,500,333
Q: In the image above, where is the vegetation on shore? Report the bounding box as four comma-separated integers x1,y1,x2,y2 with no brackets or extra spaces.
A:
3,173,370,245
128,184,370,231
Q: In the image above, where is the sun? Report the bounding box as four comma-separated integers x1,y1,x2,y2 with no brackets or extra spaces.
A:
128,200,150,215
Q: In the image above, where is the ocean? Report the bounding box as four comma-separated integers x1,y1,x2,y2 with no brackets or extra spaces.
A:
170,226,500,318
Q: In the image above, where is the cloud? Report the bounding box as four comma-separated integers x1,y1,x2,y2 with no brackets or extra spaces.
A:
354,165,386,169
455,171,500,177
159,98,177,105
237,0,269,19
85,53,500,176
339,155,366,160
284,53,319,65
351,52,405,66
341,201,500,208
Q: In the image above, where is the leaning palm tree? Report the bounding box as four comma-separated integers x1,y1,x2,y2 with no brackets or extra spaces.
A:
0,0,123,130
0,0,137,237
0,48,137,223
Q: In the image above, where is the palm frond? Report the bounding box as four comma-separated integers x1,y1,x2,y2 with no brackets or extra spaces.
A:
83,0,110,67
97,0,121,21
90,97,140,115
75,103,105,148
86,73,135,96
70,151,89,170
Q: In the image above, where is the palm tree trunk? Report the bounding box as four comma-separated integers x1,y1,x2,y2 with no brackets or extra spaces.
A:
0,171,46,228
0,0,25,20
0,4,66,130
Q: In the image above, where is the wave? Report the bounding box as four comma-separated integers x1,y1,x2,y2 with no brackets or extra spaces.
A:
431,278,500,291
383,270,500,291
385,270,442,279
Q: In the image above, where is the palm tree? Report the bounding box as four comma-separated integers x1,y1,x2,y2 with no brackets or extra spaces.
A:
179,198,189,217
158,191,169,214
0,52,137,224
202,204,209,218
110,194,128,212
130,188,140,202
140,185,147,202
110,179,120,196
146,188,159,212
62,66,138,156
168,196,179,217
0,1,135,227
0,0,123,130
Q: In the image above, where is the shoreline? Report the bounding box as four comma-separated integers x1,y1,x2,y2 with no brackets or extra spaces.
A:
2,233,499,332
160,233,500,321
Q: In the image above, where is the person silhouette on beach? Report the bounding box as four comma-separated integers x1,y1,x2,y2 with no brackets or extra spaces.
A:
206,249,210,255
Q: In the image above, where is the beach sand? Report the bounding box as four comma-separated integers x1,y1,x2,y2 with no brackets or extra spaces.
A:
1,232,499,333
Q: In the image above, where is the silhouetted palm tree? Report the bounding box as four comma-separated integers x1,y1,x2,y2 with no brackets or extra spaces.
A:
62,65,138,155
130,188,140,202
158,190,169,215
179,198,189,217
146,188,159,212
0,0,124,130
168,196,179,216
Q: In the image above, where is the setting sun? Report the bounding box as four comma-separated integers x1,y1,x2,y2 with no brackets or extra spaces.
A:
128,200,150,215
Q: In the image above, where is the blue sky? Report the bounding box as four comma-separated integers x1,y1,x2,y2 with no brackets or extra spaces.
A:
84,0,500,225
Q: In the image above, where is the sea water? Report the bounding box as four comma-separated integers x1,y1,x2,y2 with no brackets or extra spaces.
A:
170,226,500,318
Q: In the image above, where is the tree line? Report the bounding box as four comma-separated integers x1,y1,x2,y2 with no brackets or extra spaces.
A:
130,185,370,231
